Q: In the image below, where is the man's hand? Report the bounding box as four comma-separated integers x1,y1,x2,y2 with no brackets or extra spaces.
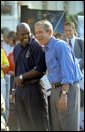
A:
57,94,68,112
14,76,23,85
57,83,70,112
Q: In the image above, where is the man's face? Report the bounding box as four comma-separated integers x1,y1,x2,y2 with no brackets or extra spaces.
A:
17,28,31,46
64,25,74,39
35,25,51,45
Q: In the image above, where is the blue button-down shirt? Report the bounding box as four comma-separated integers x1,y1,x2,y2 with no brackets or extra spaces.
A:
44,37,83,85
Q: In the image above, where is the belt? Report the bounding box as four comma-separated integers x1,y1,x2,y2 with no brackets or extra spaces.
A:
52,82,62,88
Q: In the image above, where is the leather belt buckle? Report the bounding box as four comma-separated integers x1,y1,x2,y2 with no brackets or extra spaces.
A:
52,84,56,89
52,82,62,88
55,82,62,87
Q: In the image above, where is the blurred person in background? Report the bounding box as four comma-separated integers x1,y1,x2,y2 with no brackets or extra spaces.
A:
1,27,10,56
1,34,9,124
1,93,9,131
64,21,84,71
64,21,84,105
4,31,17,94
53,32,63,39
64,21,84,131
1,30,17,124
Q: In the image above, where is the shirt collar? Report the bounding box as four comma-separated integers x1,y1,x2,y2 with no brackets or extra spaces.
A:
45,36,56,50
71,36,77,44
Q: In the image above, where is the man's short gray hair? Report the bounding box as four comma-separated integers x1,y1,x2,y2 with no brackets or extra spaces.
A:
17,22,31,33
35,20,53,33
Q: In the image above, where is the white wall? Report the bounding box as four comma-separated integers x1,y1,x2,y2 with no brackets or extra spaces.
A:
1,1,19,31
1,1,84,31
68,1,84,15
47,1,64,10
1,16,19,31
30,1,43,9
77,16,84,38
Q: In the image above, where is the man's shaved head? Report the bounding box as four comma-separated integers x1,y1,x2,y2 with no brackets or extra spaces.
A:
17,23,31,33
16,23,31,46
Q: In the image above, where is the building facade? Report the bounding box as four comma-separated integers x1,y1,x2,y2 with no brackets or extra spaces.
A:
1,1,84,31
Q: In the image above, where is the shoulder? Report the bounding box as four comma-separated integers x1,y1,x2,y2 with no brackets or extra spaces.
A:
30,37,40,46
75,37,84,42
57,39,67,45
30,37,43,51
54,38,68,49
14,43,21,49
13,43,21,53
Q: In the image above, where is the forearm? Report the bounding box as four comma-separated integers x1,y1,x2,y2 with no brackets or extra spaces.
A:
22,69,42,80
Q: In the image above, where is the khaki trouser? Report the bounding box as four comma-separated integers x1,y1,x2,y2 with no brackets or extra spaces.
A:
50,82,80,131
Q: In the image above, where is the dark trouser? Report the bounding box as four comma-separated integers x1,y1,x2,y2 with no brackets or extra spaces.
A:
15,82,49,131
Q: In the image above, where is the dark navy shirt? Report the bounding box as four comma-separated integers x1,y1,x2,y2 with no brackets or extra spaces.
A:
13,37,46,77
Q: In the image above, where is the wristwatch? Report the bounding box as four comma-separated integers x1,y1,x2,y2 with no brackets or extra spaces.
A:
19,74,23,80
62,90,68,95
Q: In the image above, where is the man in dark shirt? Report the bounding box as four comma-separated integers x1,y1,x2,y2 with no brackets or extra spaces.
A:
13,22,49,131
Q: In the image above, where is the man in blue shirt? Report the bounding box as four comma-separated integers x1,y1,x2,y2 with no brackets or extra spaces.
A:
34,20,83,131
13,23,49,131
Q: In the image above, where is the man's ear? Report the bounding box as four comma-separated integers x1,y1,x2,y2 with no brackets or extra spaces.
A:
48,30,53,36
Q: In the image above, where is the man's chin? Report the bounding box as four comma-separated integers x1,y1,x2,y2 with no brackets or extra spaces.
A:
23,39,28,43
39,41,44,45
21,41,28,47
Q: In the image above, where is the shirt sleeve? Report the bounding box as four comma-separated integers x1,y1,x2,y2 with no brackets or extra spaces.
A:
56,42,76,84
32,43,46,74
